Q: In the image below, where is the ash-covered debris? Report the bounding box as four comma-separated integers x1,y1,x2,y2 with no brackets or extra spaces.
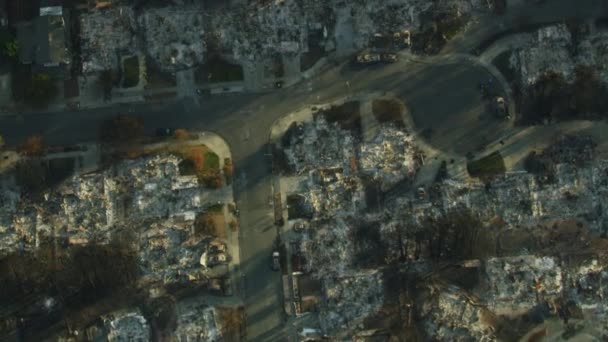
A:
174,299,222,342
486,255,563,314
283,117,357,175
138,7,205,71
0,154,232,287
418,284,493,341
319,271,384,335
80,7,140,73
512,23,608,86
103,310,151,342
359,126,418,191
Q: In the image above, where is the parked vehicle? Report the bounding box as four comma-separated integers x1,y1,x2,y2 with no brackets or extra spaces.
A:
155,127,175,137
294,221,307,232
272,251,280,271
208,253,228,267
209,241,227,254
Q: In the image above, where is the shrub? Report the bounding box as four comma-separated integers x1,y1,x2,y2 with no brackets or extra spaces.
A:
18,135,45,156
174,128,190,140
467,151,506,178
223,158,234,185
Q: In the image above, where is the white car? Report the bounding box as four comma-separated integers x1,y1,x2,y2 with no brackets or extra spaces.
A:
208,253,228,267
272,251,280,271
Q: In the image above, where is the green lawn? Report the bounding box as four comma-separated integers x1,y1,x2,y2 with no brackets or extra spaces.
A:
204,151,220,170
467,151,506,178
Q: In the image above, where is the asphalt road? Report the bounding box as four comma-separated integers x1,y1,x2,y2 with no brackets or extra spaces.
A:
0,55,521,341
1,1,606,340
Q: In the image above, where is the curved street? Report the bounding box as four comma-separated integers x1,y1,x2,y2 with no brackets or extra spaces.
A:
0,0,606,340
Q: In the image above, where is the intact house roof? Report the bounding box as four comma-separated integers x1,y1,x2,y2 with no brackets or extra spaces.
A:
16,7,71,78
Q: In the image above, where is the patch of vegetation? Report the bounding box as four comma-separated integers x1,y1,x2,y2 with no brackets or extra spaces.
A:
174,128,190,140
372,99,405,128
195,57,243,85
174,145,223,188
204,151,220,170
0,28,18,60
122,56,140,88
467,151,506,179
18,135,46,156
315,101,362,138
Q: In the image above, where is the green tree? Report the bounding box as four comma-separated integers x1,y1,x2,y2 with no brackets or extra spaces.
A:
4,39,18,57
0,28,18,59
26,73,57,108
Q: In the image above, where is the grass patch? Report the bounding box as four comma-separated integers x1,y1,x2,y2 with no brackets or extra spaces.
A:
144,56,177,90
372,99,405,128
122,56,140,88
195,57,243,85
204,151,220,170
314,101,362,138
467,151,506,178
169,144,223,188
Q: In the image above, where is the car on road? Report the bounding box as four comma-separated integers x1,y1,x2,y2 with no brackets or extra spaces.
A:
294,221,307,232
380,53,398,63
155,127,175,138
271,251,280,271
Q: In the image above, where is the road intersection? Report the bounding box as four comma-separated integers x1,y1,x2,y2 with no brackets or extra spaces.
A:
0,1,606,340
